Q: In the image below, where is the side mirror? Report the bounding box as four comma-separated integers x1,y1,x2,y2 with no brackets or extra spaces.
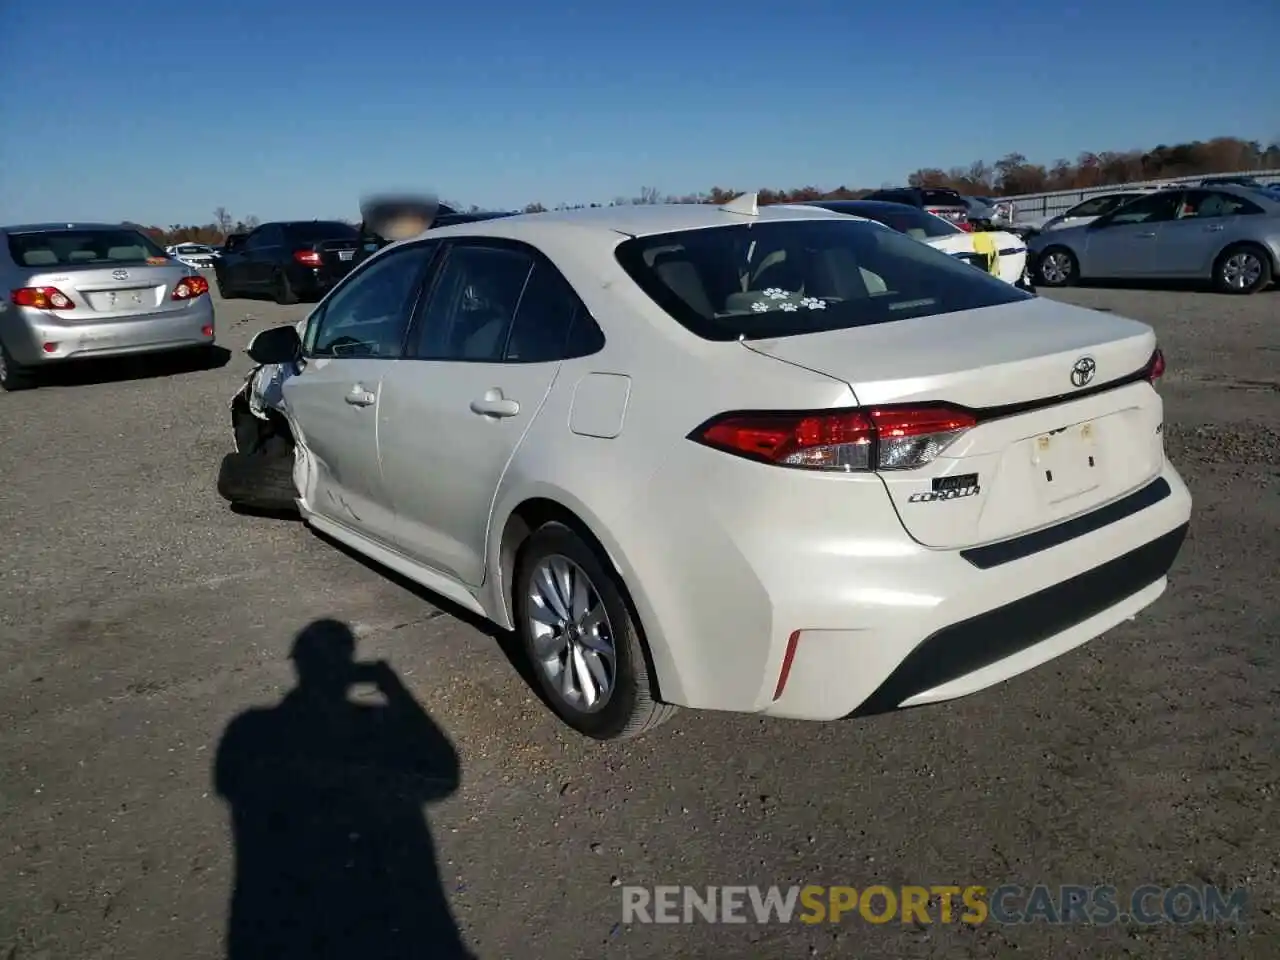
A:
247,324,302,365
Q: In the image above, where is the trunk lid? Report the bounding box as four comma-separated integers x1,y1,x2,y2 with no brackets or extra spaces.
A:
23,261,203,321
743,297,1164,549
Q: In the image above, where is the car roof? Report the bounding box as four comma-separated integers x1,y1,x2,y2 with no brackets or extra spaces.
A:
801,199,924,215
1,221,141,234
412,199,859,241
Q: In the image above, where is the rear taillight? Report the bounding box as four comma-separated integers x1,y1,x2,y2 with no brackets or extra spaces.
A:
293,250,323,267
1145,347,1165,382
691,405,977,472
172,275,209,300
11,286,74,309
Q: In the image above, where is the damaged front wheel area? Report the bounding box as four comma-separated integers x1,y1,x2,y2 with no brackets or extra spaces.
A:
217,441,299,514
219,401,300,514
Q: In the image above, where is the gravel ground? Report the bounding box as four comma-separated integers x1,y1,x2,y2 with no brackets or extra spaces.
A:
0,282,1276,959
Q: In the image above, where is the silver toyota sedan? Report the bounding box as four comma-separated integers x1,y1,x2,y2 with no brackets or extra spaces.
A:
1028,184,1279,295
0,222,217,390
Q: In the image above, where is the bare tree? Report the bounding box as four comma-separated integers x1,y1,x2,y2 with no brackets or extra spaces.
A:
243,215,260,230
213,207,233,237
636,186,662,205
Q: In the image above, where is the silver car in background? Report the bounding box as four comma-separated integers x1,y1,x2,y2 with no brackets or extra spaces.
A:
0,223,217,390
1029,184,1279,295
1015,189,1158,237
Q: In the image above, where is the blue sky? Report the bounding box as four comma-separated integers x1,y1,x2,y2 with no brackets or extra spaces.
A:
2,0,1277,226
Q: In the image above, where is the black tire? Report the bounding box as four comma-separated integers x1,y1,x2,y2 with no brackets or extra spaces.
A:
214,267,234,299
1212,243,1272,295
1036,246,1078,287
217,446,298,512
274,270,298,306
0,340,36,392
513,522,675,741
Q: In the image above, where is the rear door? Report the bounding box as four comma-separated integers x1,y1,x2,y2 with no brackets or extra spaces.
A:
1152,189,1264,275
6,227,201,321
234,226,278,289
281,242,438,545
377,239,592,585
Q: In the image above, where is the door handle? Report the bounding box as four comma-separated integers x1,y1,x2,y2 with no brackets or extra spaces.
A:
345,385,376,407
469,388,520,419
1135,232,1156,239
1204,223,1225,232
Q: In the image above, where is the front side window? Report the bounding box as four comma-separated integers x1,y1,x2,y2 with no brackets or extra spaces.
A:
306,244,436,359
1107,192,1181,225
1065,194,1135,218
7,228,167,267
615,219,1030,342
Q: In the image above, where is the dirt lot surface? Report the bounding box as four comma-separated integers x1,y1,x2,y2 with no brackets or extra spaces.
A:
1,282,1276,959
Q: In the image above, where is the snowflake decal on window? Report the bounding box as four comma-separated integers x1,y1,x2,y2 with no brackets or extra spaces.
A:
763,288,792,300
801,297,827,310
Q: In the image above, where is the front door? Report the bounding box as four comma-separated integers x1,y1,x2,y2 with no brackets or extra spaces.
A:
1079,190,1181,277
282,241,439,547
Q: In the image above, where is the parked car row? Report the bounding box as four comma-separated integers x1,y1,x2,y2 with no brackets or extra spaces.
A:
215,193,1191,743
1027,183,1279,295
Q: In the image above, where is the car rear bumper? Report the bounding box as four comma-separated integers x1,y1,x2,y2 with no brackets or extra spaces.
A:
625,451,1191,721
3,298,216,365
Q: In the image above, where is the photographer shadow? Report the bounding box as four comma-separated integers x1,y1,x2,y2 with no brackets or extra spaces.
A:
214,618,474,959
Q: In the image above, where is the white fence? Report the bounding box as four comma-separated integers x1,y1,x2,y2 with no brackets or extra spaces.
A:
1004,168,1280,221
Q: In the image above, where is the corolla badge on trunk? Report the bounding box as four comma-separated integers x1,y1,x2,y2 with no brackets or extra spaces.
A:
908,473,981,503
1070,356,1097,388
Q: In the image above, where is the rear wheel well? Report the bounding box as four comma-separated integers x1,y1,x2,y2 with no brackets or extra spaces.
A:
498,498,665,702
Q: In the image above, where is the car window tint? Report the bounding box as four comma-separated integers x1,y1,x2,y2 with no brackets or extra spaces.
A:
411,245,534,361
1178,189,1265,218
922,190,963,207
6,228,167,267
1068,195,1128,217
1109,192,1180,224
503,261,587,362
307,245,434,359
615,218,1030,342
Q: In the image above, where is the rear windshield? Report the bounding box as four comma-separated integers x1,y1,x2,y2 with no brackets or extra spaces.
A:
846,205,962,240
8,228,167,268
287,221,359,242
614,219,1030,342
921,190,965,208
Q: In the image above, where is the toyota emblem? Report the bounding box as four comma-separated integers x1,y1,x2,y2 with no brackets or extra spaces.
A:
112,269,129,281
1070,356,1097,388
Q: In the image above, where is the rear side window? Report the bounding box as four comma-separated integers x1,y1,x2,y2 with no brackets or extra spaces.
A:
921,190,964,208
7,228,166,268
615,219,1029,342
286,221,360,243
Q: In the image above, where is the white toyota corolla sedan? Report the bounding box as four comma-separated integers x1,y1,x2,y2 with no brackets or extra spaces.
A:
219,195,1192,741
